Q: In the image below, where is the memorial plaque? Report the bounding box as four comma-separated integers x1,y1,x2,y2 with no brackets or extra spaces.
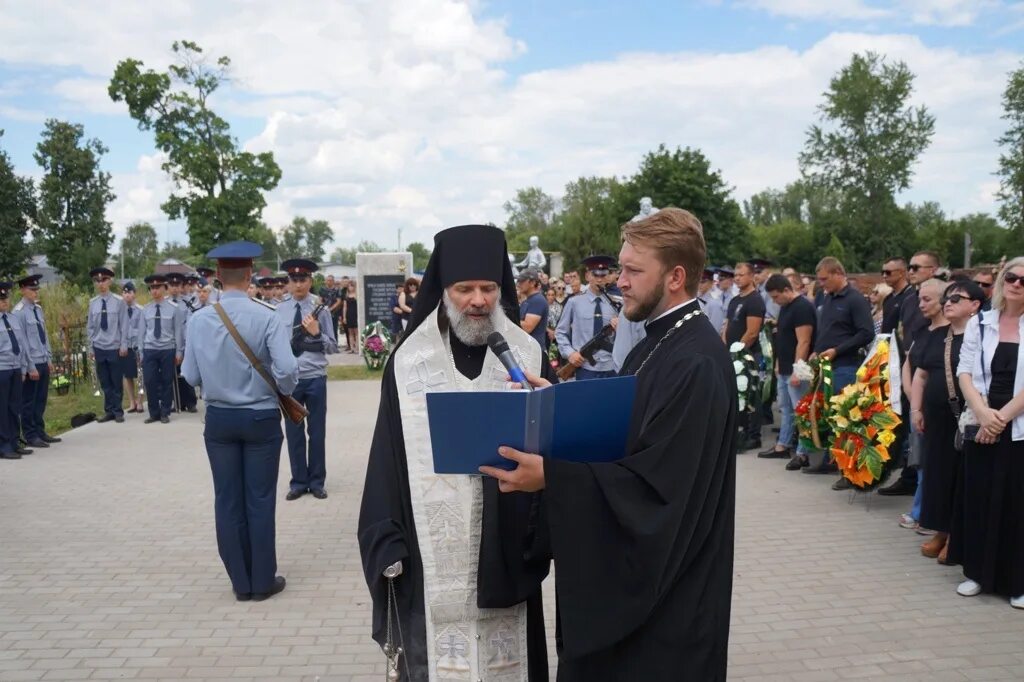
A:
355,251,413,335
363,274,404,328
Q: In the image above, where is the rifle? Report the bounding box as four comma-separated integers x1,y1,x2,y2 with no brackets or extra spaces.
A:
291,302,328,356
556,285,623,381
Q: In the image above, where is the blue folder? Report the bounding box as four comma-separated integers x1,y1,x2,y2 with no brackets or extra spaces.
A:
425,374,637,474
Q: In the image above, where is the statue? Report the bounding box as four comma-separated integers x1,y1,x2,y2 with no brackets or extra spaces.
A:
508,253,519,278
631,197,659,222
515,235,547,271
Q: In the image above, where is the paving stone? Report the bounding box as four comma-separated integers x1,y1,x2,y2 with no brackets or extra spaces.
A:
3,382,1024,679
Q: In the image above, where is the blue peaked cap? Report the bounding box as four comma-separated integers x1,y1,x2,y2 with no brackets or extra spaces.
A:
206,240,263,261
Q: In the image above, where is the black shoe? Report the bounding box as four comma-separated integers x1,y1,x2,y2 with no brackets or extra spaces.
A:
757,446,791,459
97,414,115,423
251,576,286,601
160,416,170,424
311,489,328,500
14,447,33,455
802,460,838,475
41,434,61,443
26,439,49,448
878,478,917,496
185,406,197,413
1,451,22,460
235,591,252,602
786,455,809,471
286,489,307,501
114,414,124,423
832,477,853,491
144,417,159,424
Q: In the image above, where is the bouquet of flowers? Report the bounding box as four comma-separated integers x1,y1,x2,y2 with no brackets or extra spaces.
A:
730,342,761,414
361,322,393,370
794,358,832,451
547,342,561,370
828,337,901,489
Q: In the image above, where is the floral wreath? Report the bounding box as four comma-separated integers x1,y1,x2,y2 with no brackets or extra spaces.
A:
361,322,393,370
794,358,832,452
730,342,761,414
827,336,901,489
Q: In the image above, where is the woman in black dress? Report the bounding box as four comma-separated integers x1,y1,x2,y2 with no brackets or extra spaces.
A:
399,277,418,330
952,259,1024,609
345,281,359,353
911,281,982,563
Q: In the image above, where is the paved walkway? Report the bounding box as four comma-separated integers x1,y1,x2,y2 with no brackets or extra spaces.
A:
1,381,1023,681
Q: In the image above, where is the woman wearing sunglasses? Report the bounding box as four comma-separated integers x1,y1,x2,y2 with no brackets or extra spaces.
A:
952,258,1024,609
910,281,983,564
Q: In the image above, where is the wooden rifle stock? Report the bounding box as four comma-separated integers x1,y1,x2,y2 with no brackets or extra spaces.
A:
557,323,616,381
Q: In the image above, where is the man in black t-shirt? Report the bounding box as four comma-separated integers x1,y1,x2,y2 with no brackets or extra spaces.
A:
724,262,766,450
762,274,817,469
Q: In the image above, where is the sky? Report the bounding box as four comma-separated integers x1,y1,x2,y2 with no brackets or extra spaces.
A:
1,0,1022,254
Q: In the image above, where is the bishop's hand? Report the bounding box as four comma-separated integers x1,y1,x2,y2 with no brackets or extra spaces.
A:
480,447,546,493
507,369,551,391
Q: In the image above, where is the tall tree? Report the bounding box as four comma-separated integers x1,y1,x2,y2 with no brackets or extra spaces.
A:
109,40,282,257
33,120,115,288
800,52,934,266
0,130,36,276
158,241,193,263
556,176,624,267
278,217,334,261
119,221,159,278
996,61,1024,238
623,145,751,265
503,186,556,251
406,241,432,271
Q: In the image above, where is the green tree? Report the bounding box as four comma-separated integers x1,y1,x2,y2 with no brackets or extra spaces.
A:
329,246,356,266
251,221,280,269
622,145,751,265
0,130,36,276
407,241,432,271
958,213,1013,266
158,241,193,263
800,52,934,266
749,220,819,272
108,40,282,256
996,61,1024,238
33,120,115,288
119,221,160,278
278,217,334,261
825,234,848,268
555,176,625,267
503,186,556,251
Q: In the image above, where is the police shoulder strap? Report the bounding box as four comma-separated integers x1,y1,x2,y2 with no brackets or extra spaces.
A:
212,302,308,424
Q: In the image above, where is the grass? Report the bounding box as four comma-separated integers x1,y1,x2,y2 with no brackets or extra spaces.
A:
41,364,380,436
44,387,105,436
326,364,384,381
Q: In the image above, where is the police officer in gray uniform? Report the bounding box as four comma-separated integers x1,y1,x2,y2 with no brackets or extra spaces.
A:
1,281,32,459
138,274,184,424
167,273,197,413
14,274,60,447
555,255,620,380
181,241,298,602
87,267,130,423
277,258,337,501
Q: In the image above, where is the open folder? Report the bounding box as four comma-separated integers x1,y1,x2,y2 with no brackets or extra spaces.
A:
425,374,637,474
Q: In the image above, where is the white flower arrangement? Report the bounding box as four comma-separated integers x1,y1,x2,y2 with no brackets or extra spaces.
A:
792,359,815,383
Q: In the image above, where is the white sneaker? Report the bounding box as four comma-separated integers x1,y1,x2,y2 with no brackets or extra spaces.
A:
1011,595,1024,609
957,579,982,597
899,513,919,530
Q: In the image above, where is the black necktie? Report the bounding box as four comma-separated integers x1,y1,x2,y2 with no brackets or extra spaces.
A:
294,302,303,329
100,299,108,331
128,307,134,320
3,314,20,355
154,304,162,339
33,306,46,345
593,298,604,337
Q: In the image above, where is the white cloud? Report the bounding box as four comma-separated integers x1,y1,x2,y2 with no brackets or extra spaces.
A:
0,1,1019,249
740,0,1000,25
51,78,123,115
741,0,891,22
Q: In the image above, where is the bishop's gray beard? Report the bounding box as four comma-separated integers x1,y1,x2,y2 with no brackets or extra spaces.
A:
442,291,507,346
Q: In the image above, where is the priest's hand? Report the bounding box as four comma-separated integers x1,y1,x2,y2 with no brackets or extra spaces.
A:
508,370,552,391
479,447,545,493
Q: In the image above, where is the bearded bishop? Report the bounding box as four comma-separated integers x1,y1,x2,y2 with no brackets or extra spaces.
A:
358,225,553,682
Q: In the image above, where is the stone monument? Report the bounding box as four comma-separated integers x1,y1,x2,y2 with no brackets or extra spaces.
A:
355,251,414,337
515,235,547,271
631,197,660,222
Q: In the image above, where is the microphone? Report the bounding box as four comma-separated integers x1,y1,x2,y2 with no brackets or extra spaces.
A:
487,332,533,391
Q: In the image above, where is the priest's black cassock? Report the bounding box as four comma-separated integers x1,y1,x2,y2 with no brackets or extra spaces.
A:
545,299,737,681
357,225,553,681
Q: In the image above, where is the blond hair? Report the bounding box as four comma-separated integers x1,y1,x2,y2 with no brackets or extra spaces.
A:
815,256,846,275
992,256,1024,312
620,207,706,296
